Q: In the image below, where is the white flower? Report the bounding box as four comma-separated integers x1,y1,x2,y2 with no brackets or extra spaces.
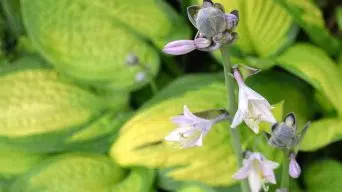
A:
233,152,279,192
165,105,213,148
231,69,276,133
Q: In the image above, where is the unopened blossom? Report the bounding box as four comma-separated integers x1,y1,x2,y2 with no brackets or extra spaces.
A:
231,68,276,133
163,38,211,55
165,105,228,148
265,113,311,149
163,0,239,55
289,152,301,178
233,152,279,192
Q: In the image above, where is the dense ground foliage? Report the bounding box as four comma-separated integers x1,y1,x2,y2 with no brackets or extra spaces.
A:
0,0,341,191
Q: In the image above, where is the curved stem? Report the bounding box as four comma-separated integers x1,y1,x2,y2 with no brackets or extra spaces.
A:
281,149,290,189
220,46,250,192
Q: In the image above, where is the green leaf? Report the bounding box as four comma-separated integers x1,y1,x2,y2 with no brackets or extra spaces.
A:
276,43,342,116
177,183,216,192
8,153,154,192
194,0,294,58
0,143,47,178
304,159,342,192
300,118,342,151
21,0,171,91
142,73,223,109
274,0,341,55
337,7,342,31
61,111,132,153
0,57,107,151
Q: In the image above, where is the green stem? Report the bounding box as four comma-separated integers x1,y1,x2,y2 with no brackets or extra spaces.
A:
149,80,158,95
281,149,290,189
220,46,250,192
137,63,158,95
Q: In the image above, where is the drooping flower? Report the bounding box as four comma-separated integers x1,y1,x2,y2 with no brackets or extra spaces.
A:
289,152,301,178
233,152,279,192
231,68,276,133
163,1,239,55
164,105,227,148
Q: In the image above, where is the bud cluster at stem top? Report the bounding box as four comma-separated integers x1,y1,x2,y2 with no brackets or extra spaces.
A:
163,0,239,55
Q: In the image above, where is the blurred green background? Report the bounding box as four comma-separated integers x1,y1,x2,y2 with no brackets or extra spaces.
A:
0,0,341,191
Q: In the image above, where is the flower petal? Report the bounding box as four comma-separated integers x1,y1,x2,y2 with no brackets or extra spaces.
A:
171,115,193,125
243,117,260,133
248,169,263,192
262,166,277,184
232,164,251,180
263,160,279,170
244,85,268,101
164,128,184,142
195,134,204,147
250,100,276,124
231,109,245,128
183,105,198,119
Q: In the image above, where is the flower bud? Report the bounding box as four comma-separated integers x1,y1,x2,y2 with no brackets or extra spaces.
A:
163,40,196,55
194,38,211,49
196,5,227,38
225,13,238,30
289,153,301,178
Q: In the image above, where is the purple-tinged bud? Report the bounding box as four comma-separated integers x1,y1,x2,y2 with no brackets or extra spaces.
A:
289,153,301,178
163,40,196,55
225,13,239,30
194,38,211,49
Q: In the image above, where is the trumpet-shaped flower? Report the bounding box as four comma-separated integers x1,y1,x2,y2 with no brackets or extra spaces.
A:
164,105,214,148
233,152,279,192
289,153,301,178
231,69,276,133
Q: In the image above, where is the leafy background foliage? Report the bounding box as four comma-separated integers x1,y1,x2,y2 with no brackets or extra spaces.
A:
0,0,341,191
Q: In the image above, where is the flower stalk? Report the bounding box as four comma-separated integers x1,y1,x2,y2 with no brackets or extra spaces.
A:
281,149,290,189
220,45,250,192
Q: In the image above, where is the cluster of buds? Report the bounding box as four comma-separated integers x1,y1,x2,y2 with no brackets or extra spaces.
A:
163,0,239,55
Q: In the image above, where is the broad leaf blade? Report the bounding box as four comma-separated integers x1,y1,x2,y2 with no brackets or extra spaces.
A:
0,143,47,178
21,0,161,91
0,57,109,151
304,160,342,192
300,118,342,151
274,0,341,55
9,153,154,192
276,43,342,116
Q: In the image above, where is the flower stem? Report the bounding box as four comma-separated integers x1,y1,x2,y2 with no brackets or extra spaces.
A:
149,80,158,95
220,46,250,192
281,149,290,189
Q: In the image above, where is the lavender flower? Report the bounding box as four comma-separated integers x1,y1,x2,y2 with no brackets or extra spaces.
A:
289,152,301,178
163,38,211,55
233,152,279,192
163,1,239,55
231,68,276,133
165,105,227,148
